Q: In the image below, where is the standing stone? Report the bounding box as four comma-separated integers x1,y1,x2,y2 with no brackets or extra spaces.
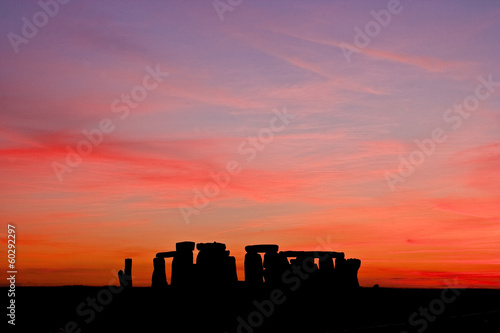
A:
152,257,167,288
264,251,289,287
335,255,347,288
225,254,238,285
346,258,361,288
196,242,231,287
118,258,133,288
171,241,195,287
244,251,264,287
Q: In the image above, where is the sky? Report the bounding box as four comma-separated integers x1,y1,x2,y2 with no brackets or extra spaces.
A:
0,0,499,288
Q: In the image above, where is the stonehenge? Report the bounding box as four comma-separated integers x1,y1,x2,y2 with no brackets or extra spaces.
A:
140,241,361,290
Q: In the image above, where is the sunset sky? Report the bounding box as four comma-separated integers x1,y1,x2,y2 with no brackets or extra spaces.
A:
1,0,499,288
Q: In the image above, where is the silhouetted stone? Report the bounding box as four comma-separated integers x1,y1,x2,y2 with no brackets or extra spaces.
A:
118,270,125,287
172,241,195,287
196,242,236,288
225,254,238,285
346,258,361,288
197,242,226,252
152,257,167,288
263,251,290,287
245,244,279,253
118,258,132,288
263,251,277,284
335,255,347,288
196,242,226,285
176,241,195,252
244,251,264,287
156,251,176,258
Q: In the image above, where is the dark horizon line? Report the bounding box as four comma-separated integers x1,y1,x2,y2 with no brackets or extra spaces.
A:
2,284,500,290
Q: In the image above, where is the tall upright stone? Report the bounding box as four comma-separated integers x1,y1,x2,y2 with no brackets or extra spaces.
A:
196,242,236,288
334,254,347,288
263,250,289,287
225,253,238,285
171,241,195,287
152,257,167,288
346,258,361,288
244,250,264,287
118,258,133,288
